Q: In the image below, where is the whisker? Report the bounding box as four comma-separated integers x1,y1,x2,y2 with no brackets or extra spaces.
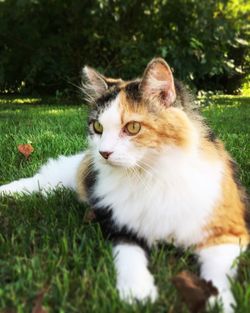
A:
136,162,153,178
137,160,168,190
133,163,153,193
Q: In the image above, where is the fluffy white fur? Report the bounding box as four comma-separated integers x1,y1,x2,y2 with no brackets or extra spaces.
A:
113,243,158,302
90,95,148,168
94,150,223,247
198,244,245,313
0,153,84,195
91,96,224,247
0,96,245,313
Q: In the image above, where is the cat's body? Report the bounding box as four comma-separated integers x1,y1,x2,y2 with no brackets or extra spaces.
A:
81,134,224,248
0,58,249,313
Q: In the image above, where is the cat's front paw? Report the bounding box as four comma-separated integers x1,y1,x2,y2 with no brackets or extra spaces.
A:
0,182,22,196
117,272,158,303
0,179,35,196
207,289,235,313
0,183,13,195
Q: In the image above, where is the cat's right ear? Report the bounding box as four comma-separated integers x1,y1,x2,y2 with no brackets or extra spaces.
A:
82,66,108,104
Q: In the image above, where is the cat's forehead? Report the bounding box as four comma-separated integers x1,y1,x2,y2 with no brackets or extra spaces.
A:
93,81,146,130
99,94,121,129
98,80,141,105
90,80,142,119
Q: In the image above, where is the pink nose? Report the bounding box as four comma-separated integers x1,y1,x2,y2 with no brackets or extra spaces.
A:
99,151,113,159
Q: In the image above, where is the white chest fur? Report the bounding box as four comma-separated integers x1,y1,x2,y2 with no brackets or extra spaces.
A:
94,147,223,247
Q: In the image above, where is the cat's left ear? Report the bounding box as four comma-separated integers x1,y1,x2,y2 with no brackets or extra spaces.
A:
82,66,108,104
140,58,176,107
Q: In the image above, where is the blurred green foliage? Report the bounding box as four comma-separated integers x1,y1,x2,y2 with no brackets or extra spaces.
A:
0,0,249,95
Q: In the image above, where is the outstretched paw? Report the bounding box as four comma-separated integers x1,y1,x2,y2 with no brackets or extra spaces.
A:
0,183,16,195
207,290,235,313
117,272,158,304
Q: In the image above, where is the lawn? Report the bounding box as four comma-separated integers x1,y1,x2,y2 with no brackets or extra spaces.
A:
0,96,249,313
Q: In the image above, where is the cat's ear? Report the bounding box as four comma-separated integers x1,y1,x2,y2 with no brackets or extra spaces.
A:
140,58,176,107
82,66,108,103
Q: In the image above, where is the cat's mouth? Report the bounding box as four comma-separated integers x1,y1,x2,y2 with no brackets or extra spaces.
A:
99,155,122,167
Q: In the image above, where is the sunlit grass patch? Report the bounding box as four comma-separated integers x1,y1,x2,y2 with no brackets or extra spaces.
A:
0,96,249,313
0,97,42,105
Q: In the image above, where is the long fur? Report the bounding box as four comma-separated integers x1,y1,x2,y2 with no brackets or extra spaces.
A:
0,58,249,313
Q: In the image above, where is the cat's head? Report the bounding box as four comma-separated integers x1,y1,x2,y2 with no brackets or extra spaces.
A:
82,58,195,169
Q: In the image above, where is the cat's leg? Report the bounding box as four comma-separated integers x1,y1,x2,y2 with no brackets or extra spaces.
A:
113,243,158,303
197,244,244,313
0,152,85,195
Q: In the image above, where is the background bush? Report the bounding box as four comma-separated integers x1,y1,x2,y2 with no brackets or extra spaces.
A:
0,0,249,95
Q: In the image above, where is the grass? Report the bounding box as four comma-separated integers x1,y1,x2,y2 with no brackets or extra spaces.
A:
0,96,249,313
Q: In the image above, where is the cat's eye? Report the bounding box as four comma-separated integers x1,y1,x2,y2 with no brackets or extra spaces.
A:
93,120,103,134
125,121,141,136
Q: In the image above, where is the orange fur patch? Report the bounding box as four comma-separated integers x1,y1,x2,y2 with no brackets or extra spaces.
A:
119,88,194,150
76,150,93,202
197,154,249,250
120,82,250,250
79,80,249,252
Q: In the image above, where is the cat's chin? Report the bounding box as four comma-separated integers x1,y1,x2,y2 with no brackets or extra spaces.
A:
100,158,136,169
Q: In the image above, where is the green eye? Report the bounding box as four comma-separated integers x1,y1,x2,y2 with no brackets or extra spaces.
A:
93,120,103,134
125,121,141,135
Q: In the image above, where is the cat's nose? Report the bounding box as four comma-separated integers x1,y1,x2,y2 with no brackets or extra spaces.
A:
99,151,113,160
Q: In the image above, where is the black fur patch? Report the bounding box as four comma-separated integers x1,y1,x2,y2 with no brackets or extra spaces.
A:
125,81,141,102
84,163,97,201
84,165,150,252
207,129,217,142
245,206,250,234
96,87,120,107
93,208,150,253
230,159,242,191
202,119,217,143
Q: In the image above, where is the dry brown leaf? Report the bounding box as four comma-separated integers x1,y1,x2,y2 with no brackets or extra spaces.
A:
18,144,34,159
172,271,218,313
32,289,48,313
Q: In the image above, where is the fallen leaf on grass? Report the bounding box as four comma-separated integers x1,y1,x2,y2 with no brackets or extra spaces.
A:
32,288,49,313
18,144,34,159
172,271,218,313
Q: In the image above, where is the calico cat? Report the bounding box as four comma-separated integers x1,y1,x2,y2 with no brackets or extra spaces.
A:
0,58,249,313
